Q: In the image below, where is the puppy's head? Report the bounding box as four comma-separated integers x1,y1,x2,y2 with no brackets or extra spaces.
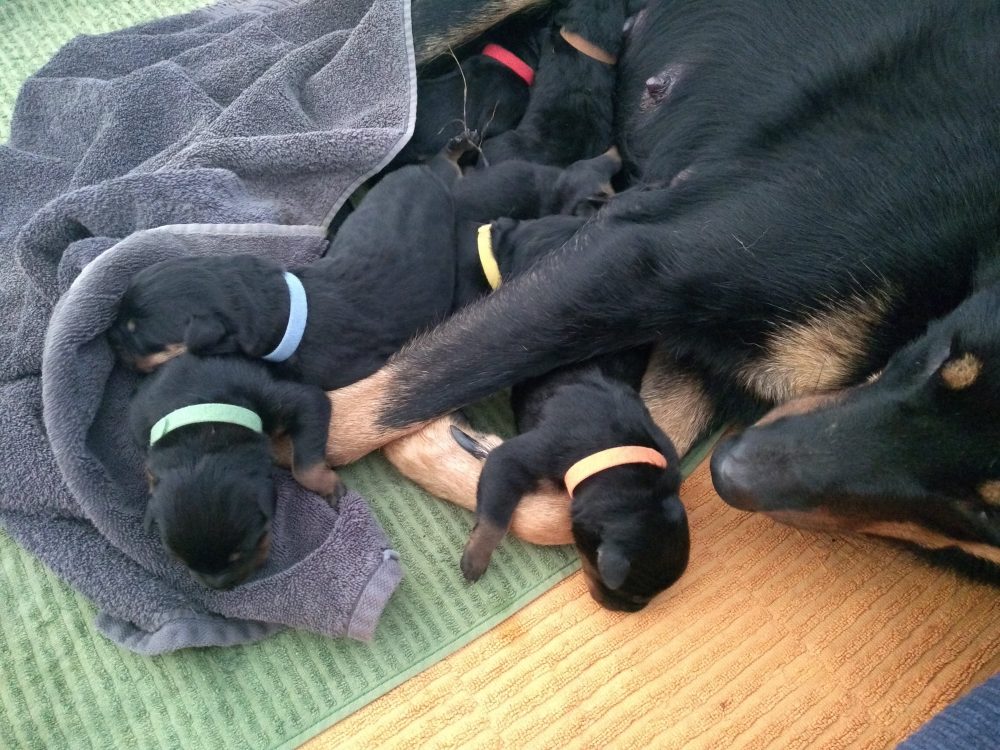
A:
145,444,275,590
711,284,1000,576
490,214,586,278
553,147,622,216
110,255,278,371
571,458,688,611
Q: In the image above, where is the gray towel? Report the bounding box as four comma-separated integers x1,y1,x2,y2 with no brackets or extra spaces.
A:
0,0,415,654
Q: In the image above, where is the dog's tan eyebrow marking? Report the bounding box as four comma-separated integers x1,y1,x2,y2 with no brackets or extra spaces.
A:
977,480,1000,507
940,353,982,390
126,319,137,332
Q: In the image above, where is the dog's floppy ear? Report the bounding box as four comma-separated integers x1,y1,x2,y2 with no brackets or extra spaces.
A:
183,314,230,352
597,542,631,590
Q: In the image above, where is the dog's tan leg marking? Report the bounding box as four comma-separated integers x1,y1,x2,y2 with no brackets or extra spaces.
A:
978,480,1000,507
134,343,187,372
740,291,891,403
325,367,427,466
461,520,508,581
415,0,546,63
382,416,573,545
940,353,982,390
640,346,714,456
270,433,293,468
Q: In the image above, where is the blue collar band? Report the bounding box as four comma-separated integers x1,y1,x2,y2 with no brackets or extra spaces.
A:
263,272,308,363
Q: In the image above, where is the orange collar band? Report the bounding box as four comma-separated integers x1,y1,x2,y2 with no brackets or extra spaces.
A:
564,446,668,497
559,27,617,66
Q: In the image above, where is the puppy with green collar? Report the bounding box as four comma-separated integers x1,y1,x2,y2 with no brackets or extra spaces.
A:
129,354,340,590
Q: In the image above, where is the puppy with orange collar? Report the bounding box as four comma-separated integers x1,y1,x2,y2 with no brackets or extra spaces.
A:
453,345,688,611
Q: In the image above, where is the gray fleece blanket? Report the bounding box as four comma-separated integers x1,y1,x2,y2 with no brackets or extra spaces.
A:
0,0,415,654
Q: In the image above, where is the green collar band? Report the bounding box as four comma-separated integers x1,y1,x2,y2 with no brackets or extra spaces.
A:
149,403,263,446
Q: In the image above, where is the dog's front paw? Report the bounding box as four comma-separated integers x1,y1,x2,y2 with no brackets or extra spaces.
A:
294,462,344,503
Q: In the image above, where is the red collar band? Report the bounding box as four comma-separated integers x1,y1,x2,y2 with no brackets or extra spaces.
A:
482,43,535,86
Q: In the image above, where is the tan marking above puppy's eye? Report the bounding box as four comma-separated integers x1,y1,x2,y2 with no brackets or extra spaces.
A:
228,551,243,563
940,352,982,390
126,319,137,333
977,480,1000,507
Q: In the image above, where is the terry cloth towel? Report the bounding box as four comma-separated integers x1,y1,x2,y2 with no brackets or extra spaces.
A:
0,0,416,654
899,673,1000,750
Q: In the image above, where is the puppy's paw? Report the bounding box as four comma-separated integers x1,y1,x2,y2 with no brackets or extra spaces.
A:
460,540,492,582
460,520,507,581
294,462,344,501
445,130,480,159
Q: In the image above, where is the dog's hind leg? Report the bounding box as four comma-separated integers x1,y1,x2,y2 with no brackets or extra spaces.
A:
640,345,717,457
381,415,572,545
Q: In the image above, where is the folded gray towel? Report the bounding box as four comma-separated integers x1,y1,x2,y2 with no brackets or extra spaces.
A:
0,0,416,653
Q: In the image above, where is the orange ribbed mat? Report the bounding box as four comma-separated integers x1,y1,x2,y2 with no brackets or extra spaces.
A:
306,463,1000,749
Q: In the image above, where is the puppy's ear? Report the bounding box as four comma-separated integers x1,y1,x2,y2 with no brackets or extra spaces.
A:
183,314,229,352
597,542,631,590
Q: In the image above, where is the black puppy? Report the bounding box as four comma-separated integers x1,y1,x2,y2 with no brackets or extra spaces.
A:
110,136,474,388
110,140,618,386
479,0,630,166
452,149,620,306
454,347,688,612
130,355,340,589
393,11,549,165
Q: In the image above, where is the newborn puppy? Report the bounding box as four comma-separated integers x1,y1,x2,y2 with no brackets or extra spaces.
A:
452,148,621,307
394,12,549,165
454,348,689,611
110,136,477,388
130,354,340,589
480,0,630,166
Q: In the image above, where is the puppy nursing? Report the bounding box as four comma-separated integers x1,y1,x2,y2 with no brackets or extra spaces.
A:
108,0,691,608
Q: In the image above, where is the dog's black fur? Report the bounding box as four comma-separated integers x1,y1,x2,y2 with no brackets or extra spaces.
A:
111,140,619,385
393,11,549,166
335,0,1000,575
455,347,688,610
110,138,472,388
479,0,630,166
130,355,340,589
452,150,619,305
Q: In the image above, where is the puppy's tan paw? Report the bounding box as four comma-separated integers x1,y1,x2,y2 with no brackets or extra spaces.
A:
460,521,507,581
294,462,343,500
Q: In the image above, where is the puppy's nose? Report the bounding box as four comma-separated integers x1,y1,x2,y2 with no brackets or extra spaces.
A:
710,437,760,511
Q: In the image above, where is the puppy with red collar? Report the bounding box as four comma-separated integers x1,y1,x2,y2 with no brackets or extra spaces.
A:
480,0,632,166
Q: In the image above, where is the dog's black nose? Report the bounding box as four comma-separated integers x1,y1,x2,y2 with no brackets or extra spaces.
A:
710,436,760,511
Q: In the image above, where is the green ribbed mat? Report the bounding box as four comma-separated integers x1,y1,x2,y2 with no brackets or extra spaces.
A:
0,3,579,747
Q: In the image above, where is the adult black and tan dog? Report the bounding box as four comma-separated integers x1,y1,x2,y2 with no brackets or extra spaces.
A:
328,0,1000,575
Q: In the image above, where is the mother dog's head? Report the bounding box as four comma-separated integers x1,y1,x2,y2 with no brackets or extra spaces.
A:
711,285,1000,572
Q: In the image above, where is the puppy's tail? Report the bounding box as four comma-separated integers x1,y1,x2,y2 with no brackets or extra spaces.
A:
450,425,493,460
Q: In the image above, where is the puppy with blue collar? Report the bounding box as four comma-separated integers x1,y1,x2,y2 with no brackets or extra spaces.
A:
130,354,340,589
109,137,620,388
